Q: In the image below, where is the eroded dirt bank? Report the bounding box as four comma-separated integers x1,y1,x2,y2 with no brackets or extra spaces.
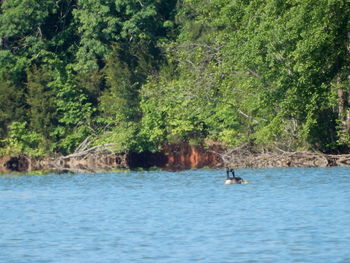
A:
2,144,350,173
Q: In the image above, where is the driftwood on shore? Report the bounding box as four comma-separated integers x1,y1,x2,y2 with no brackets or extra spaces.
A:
216,147,350,169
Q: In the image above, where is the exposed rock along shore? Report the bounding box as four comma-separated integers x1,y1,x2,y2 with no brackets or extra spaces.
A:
1,143,350,173
0,144,221,173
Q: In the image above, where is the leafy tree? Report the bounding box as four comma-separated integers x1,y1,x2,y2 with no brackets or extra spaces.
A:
0,69,27,138
186,0,350,151
0,121,45,157
1,0,350,157
26,65,58,148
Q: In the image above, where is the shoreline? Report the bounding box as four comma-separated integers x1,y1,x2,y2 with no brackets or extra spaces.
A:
2,144,350,173
224,151,348,169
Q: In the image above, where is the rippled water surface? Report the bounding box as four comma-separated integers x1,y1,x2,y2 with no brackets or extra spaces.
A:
1,167,350,263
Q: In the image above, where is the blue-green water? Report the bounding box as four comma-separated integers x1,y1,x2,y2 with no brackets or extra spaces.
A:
1,167,350,263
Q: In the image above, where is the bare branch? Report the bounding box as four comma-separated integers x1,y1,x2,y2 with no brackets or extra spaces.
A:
237,109,260,124
62,143,117,159
74,136,92,154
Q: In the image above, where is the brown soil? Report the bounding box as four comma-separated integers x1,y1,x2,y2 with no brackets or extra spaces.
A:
160,143,222,170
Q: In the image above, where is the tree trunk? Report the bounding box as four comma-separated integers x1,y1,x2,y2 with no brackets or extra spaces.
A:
346,75,350,133
337,75,350,140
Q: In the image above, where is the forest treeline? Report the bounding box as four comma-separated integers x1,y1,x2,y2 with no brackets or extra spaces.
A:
1,0,350,157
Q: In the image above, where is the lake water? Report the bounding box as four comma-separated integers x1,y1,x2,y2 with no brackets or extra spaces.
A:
1,167,350,263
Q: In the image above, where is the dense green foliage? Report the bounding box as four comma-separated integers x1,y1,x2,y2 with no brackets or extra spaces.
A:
1,0,350,156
